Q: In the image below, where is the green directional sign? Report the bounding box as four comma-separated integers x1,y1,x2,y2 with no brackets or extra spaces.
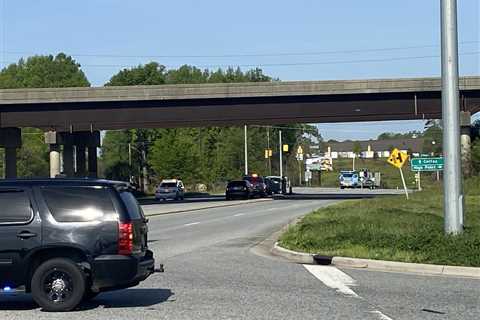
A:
411,157,444,171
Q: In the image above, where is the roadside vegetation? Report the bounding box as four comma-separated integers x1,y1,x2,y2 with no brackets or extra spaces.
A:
280,176,480,267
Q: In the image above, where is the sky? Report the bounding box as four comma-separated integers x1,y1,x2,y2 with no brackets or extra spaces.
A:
0,0,479,140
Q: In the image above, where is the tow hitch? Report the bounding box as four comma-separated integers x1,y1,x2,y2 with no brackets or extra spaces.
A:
154,264,165,273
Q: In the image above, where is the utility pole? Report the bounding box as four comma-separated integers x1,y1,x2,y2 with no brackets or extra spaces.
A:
279,130,283,177
141,143,148,193
441,0,463,234
266,127,271,175
244,125,248,175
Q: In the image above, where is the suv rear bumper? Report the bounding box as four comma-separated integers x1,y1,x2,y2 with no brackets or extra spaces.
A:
91,250,155,292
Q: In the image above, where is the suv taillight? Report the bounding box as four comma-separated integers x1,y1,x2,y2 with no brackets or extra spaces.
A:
118,222,133,255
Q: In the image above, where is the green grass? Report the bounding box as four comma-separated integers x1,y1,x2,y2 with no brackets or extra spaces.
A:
320,158,438,189
280,176,480,267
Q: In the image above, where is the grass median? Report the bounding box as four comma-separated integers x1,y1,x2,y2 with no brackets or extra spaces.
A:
279,177,480,267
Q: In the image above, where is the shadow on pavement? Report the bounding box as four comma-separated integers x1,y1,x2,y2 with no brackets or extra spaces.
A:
0,288,174,312
80,288,174,310
0,295,38,311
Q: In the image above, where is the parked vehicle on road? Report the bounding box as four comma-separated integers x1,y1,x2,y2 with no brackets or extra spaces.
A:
0,179,156,312
225,180,254,200
243,175,267,197
155,179,185,201
339,171,360,189
265,176,282,194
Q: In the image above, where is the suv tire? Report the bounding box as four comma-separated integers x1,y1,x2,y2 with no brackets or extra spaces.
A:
31,258,86,312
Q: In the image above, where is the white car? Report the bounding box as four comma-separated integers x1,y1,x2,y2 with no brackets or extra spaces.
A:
155,179,185,201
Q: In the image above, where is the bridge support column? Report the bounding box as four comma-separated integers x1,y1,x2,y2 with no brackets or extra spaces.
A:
0,128,22,179
460,111,472,177
88,146,98,178
75,145,87,177
63,144,75,177
45,131,61,178
73,131,100,178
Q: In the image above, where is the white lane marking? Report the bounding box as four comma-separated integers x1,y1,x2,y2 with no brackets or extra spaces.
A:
369,311,394,320
304,265,358,297
234,213,245,217
304,265,396,319
183,222,200,226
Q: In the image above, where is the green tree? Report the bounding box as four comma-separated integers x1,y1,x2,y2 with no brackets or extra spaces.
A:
0,53,90,177
353,141,362,156
106,62,166,86
0,53,90,89
422,120,442,155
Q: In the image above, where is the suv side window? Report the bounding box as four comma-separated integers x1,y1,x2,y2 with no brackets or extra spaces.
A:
41,187,115,222
0,189,32,224
119,191,144,220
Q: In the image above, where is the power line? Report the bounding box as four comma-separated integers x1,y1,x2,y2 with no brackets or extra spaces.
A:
3,51,476,69
4,41,479,59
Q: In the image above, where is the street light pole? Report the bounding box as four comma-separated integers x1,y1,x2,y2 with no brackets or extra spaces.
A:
441,0,463,234
244,125,248,175
267,127,271,175
279,130,283,177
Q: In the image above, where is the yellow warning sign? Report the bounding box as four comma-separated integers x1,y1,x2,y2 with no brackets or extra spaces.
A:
387,148,409,169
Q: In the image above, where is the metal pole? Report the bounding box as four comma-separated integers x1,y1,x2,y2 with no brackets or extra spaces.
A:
399,167,409,200
128,143,132,167
441,0,463,234
267,127,271,175
141,145,148,193
279,130,283,177
244,125,248,175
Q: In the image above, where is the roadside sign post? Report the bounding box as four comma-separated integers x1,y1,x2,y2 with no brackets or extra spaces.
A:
387,148,410,200
296,146,304,186
411,157,444,192
410,157,444,171
417,172,422,191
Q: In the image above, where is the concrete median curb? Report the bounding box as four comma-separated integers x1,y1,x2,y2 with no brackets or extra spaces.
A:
144,198,273,217
272,242,480,279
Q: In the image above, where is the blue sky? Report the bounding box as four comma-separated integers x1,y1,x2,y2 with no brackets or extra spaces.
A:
1,0,479,140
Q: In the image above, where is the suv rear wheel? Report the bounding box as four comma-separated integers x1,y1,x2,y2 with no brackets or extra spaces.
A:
31,258,86,312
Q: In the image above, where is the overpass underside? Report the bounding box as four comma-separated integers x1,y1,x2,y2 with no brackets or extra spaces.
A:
0,77,479,131
0,76,479,178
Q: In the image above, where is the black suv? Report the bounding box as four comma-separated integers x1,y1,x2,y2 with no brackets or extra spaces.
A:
0,179,155,312
225,180,254,200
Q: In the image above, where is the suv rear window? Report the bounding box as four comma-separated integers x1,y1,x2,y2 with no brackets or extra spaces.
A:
119,191,145,220
41,187,115,222
228,181,246,187
0,189,32,223
160,183,177,188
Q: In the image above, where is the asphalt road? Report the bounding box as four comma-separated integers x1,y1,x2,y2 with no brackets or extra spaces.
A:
1,197,479,319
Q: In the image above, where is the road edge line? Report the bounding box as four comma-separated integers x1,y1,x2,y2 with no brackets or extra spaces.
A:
144,198,273,217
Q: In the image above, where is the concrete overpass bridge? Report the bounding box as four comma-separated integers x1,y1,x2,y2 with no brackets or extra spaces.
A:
0,76,479,178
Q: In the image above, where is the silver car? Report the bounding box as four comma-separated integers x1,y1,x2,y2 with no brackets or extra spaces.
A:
155,179,185,201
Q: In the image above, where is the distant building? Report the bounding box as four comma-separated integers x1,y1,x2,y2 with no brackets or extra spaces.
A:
324,138,424,159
